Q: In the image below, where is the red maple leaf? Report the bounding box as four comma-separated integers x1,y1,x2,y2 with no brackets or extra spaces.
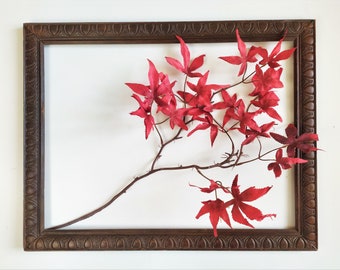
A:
270,123,319,157
225,175,276,228
230,99,260,133
250,65,284,97
160,104,188,130
130,94,155,139
187,113,219,146
251,91,282,122
154,72,177,109
240,121,275,146
254,36,296,68
165,35,205,77
195,199,231,237
219,29,257,76
267,148,307,178
178,71,222,112
126,59,159,106
213,90,240,126
126,60,176,109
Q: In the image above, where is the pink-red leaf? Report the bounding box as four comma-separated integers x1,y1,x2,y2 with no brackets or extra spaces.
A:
225,175,276,228
267,148,308,177
165,35,205,77
250,65,283,97
195,199,231,237
241,121,275,146
270,124,319,157
187,113,219,146
130,94,154,139
219,29,257,76
251,92,282,122
255,35,296,68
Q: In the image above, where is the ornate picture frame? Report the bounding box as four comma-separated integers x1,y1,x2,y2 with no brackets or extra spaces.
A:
24,20,317,251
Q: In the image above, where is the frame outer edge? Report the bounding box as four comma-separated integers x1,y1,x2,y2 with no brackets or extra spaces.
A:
23,20,318,251
23,24,43,250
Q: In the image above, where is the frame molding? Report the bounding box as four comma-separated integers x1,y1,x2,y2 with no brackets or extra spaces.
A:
24,20,317,251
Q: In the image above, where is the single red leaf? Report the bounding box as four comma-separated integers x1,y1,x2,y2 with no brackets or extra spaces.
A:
187,113,219,146
225,175,276,227
130,94,154,139
267,149,308,178
219,29,257,76
240,121,275,146
270,123,319,157
250,65,283,97
195,199,231,237
256,35,296,68
231,100,260,133
165,35,205,77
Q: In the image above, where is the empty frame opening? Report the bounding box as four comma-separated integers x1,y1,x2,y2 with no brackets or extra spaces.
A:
43,41,295,230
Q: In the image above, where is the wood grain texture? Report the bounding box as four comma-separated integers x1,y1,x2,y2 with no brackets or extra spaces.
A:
23,20,317,251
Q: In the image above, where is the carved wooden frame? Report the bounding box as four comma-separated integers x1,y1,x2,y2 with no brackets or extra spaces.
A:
23,20,317,251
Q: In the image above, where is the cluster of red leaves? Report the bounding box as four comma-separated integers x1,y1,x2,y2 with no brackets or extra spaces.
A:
192,175,276,237
127,30,319,237
268,124,319,177
127,31,297,145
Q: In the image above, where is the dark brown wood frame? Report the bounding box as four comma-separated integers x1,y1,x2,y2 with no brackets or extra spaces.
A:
23,20,317,251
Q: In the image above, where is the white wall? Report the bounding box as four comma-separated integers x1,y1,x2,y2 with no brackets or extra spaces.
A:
1,0,339,269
